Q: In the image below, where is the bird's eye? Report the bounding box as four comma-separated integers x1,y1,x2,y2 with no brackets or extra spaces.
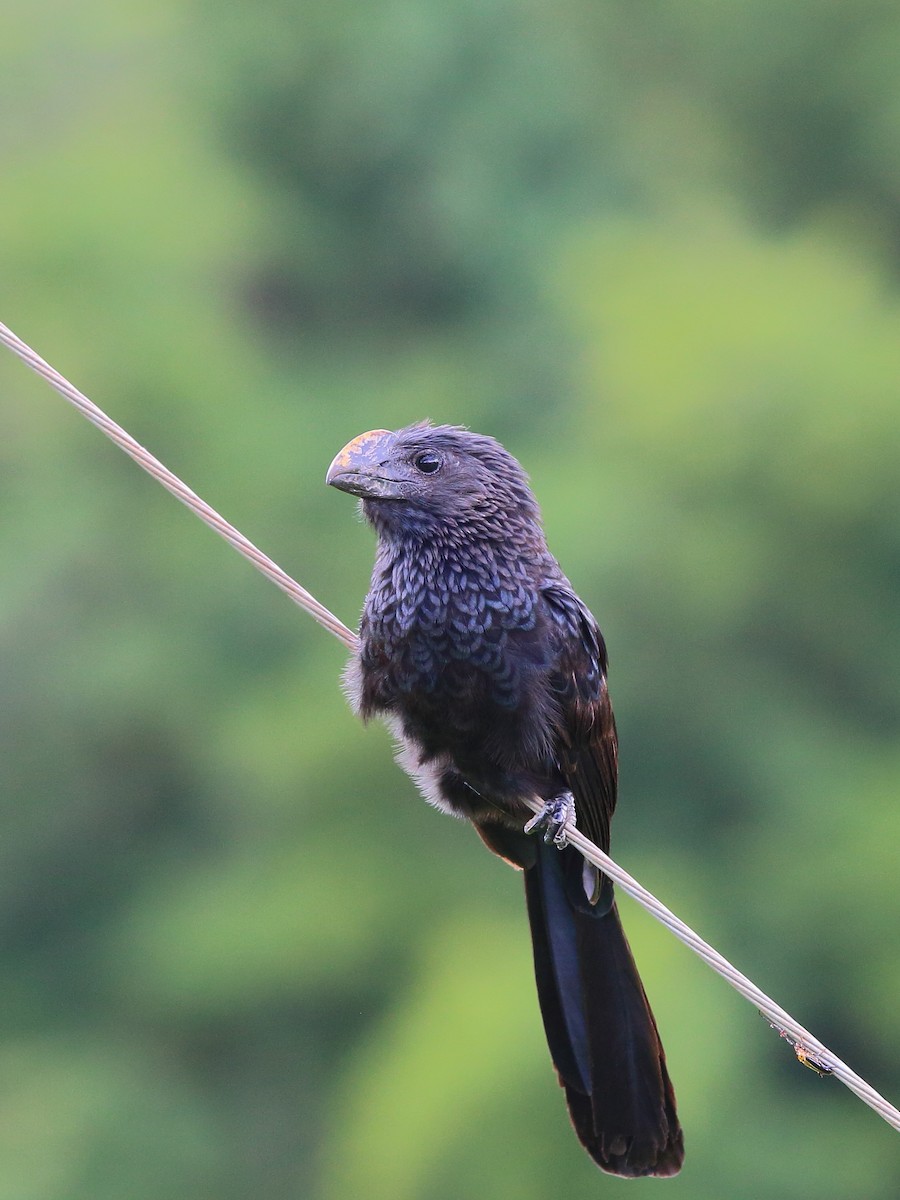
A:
413,451,442,475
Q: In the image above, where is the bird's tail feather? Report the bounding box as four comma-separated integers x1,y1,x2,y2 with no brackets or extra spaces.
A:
524,841,684,1177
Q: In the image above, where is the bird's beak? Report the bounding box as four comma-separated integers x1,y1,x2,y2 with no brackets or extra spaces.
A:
326,429,403,499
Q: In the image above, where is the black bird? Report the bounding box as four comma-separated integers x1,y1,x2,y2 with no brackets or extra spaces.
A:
326,422,683,1177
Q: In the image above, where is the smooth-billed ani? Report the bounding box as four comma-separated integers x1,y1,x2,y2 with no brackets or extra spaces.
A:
326,422,683,1177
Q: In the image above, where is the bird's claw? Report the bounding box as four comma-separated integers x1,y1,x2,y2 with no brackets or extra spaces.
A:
524,793,575,848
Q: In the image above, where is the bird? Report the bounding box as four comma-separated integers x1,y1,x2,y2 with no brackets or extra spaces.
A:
326,421,683,1177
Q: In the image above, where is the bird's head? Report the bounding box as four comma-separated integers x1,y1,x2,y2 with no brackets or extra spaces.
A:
326,422,542,544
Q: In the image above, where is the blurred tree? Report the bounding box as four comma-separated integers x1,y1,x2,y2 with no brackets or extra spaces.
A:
1,0,898,1196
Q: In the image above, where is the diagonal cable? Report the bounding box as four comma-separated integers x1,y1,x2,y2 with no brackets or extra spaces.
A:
2,317,898,1135
0,321,357,651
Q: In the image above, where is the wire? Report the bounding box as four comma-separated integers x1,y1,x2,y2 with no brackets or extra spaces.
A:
0,321,357,652
3,317,898,1135
537,807,900,1130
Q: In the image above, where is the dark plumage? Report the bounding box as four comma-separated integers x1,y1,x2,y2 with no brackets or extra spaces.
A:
327,422,683,1177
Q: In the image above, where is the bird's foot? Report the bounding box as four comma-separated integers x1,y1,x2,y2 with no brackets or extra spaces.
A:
524,792,576,848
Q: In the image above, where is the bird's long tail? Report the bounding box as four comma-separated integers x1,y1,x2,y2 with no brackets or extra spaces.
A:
523,840,684,1177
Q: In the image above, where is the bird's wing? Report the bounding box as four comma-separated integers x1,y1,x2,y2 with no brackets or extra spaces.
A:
541,583,618,856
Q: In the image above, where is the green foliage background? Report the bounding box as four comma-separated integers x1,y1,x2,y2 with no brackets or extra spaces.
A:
2,2,899,1195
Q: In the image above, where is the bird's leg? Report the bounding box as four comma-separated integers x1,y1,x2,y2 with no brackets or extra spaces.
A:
524,791,576,848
